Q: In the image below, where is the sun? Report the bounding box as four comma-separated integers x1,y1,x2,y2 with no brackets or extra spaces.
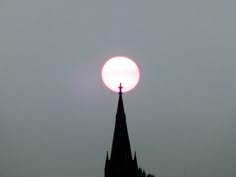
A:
101,56,140,93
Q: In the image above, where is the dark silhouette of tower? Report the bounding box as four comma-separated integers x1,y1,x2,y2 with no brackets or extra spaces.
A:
105,83,139,177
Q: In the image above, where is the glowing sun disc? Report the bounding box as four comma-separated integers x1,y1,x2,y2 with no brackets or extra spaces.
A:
102,56,140,93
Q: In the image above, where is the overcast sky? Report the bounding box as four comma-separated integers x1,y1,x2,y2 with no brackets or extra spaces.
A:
0,1,236,177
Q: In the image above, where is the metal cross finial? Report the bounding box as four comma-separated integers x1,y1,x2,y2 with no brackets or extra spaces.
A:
118,82,123,93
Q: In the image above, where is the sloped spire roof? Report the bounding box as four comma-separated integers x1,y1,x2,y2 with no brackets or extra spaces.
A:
110,84,132,161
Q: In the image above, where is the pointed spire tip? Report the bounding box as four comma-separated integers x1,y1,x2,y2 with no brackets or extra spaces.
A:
118,82,123,94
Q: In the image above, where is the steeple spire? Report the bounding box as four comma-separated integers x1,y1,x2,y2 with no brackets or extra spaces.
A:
105,83,139,177
110,83,132,161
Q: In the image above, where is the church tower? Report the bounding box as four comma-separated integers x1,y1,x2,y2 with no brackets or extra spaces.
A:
105,83,139,177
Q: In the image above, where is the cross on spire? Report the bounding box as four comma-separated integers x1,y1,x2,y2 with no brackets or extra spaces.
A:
118,83,123,94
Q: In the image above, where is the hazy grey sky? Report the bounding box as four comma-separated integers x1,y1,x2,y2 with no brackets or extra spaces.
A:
0,1,236,177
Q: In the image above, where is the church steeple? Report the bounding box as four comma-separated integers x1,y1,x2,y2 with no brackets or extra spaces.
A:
110,83,132,161
105,83,139,177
